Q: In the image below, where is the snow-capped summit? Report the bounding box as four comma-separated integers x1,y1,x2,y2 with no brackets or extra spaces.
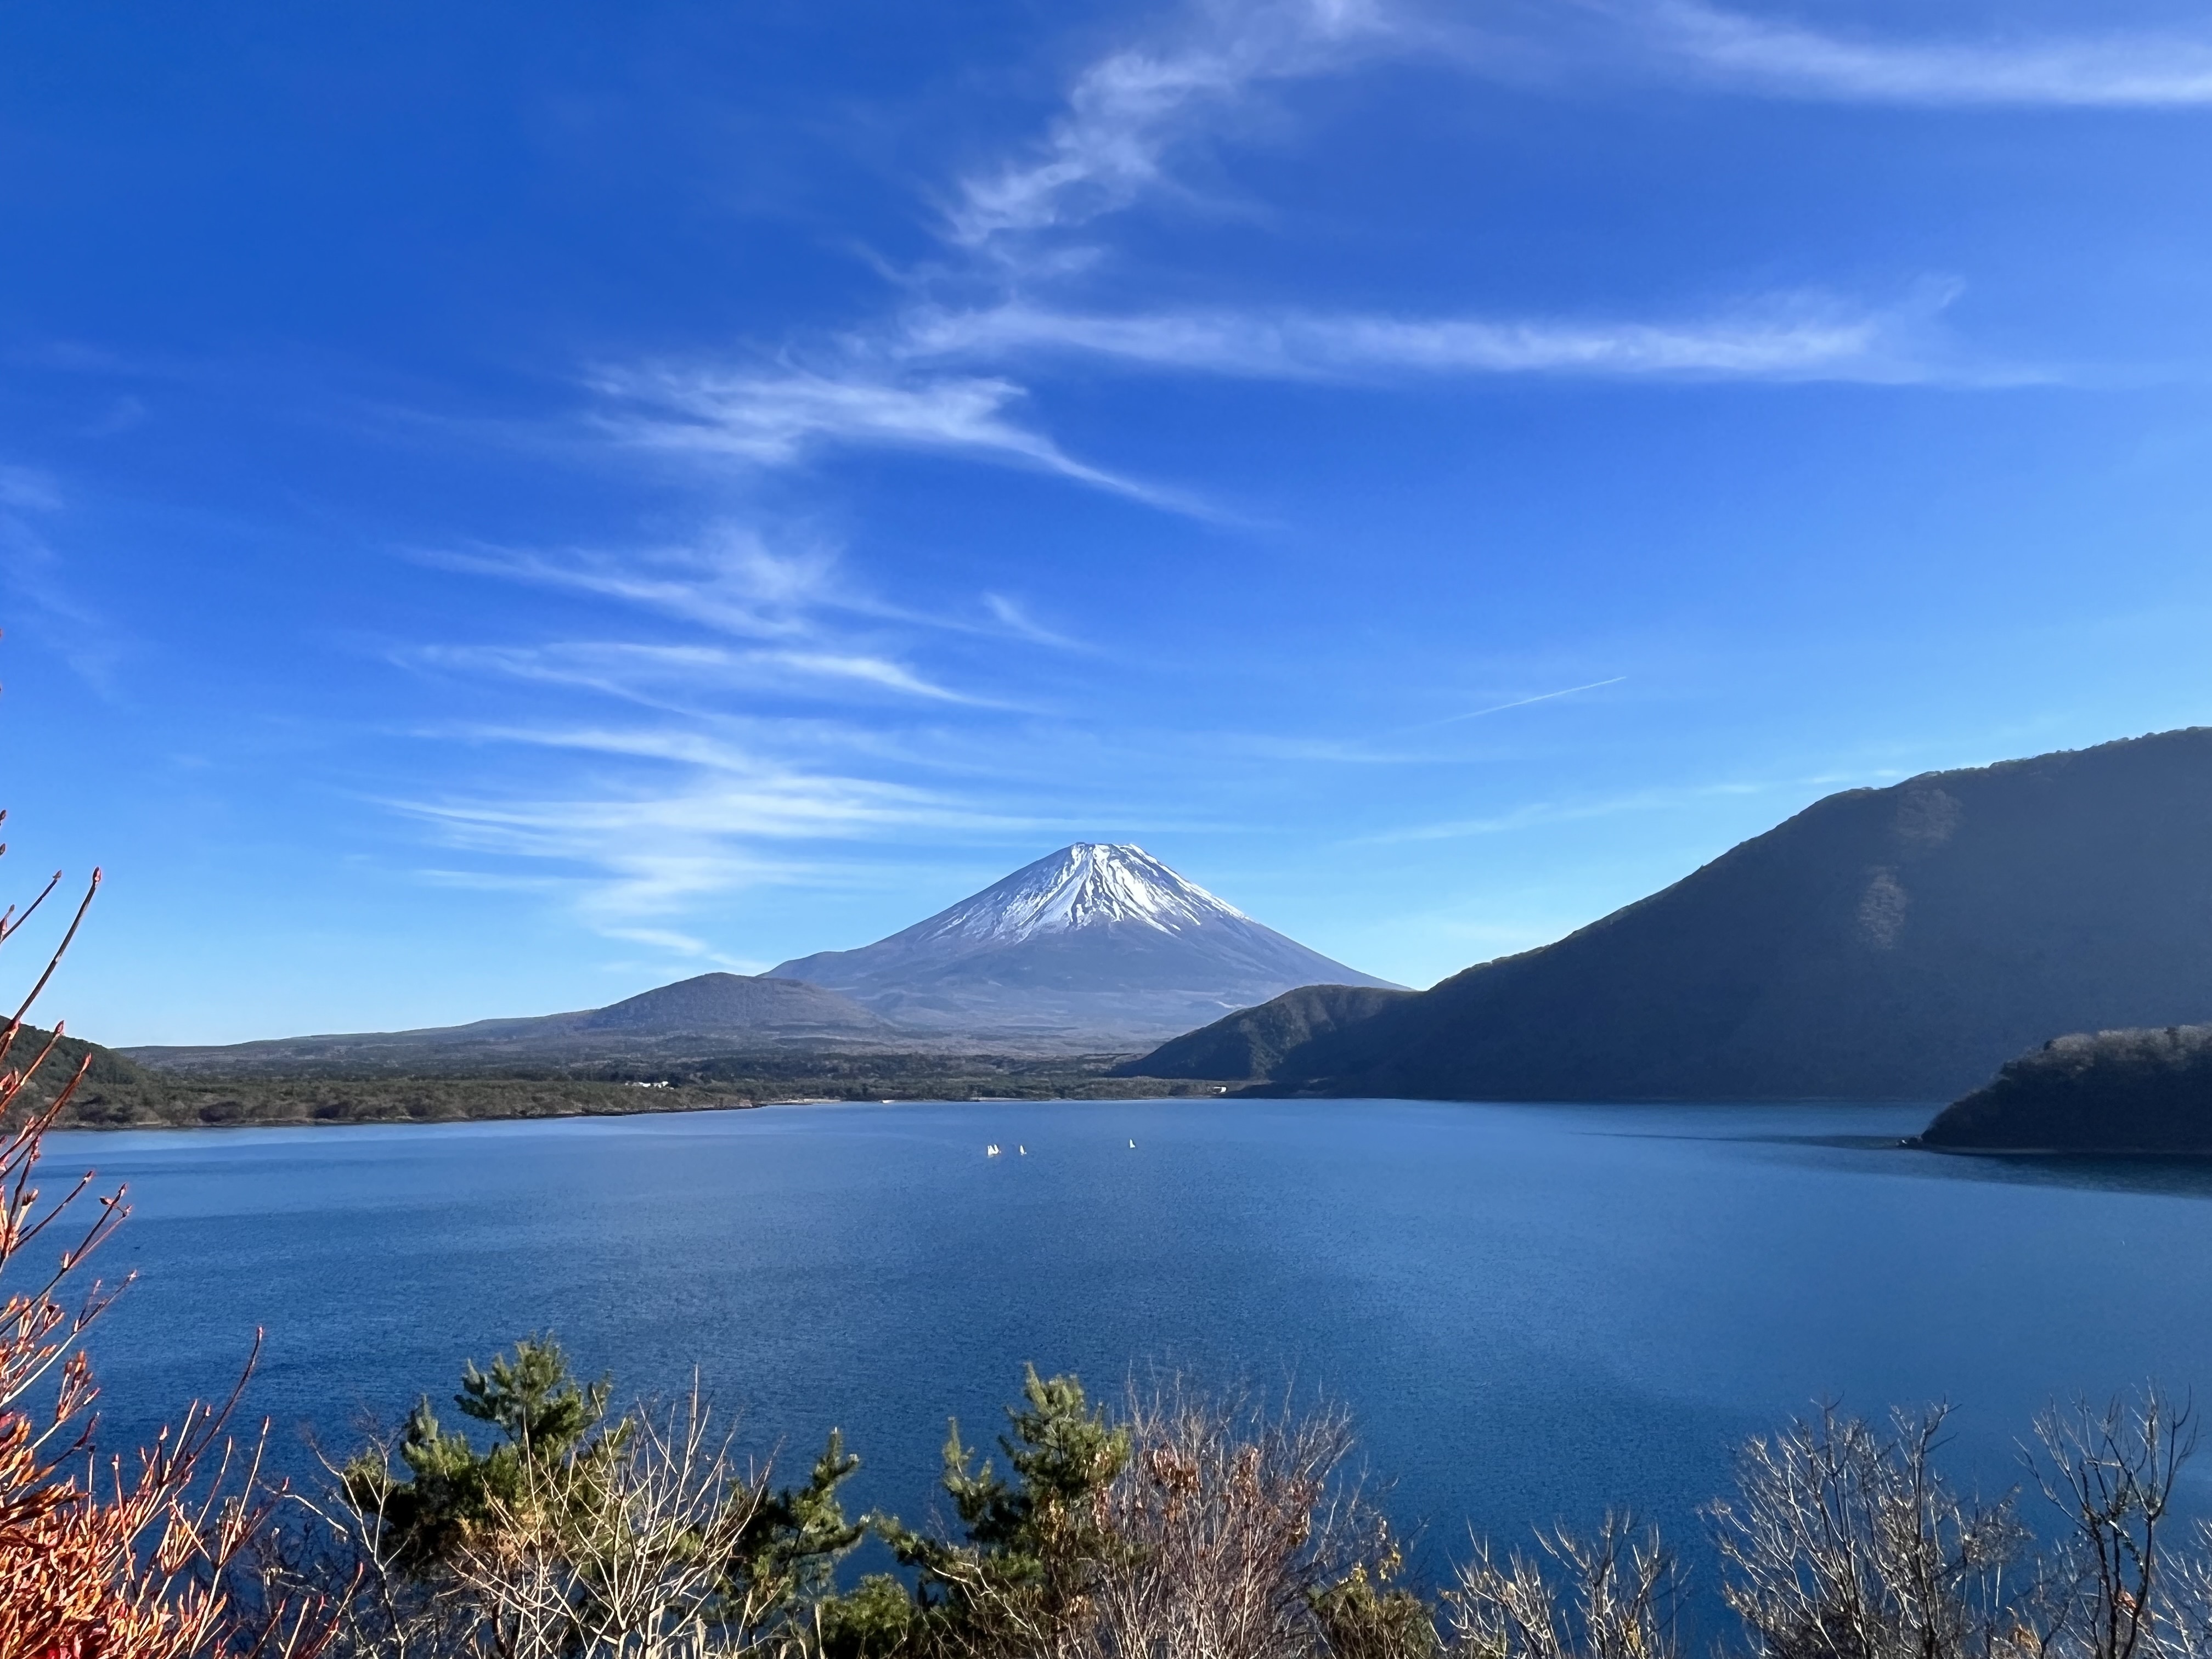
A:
911,843,1249,946
771,844,1399,1042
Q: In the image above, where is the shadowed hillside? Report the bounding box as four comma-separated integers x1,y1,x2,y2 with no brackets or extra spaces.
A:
1137,728,2212,1102
1110,985,1414,1081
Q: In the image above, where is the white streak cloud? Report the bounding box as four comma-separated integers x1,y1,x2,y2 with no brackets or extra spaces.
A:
948,0,1398,245
1644,0,2212,106
981,592,1082,649
392,737,1028,922
590,363,1178,503
0,466,63,513
906,284,1976,384
419,640,980,707
1429,676,1627,727
572,0,2148,519
1361,778,1777,844
433,527,837,640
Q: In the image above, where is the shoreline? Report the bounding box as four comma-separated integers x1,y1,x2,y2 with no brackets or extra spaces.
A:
38,1077,1224,1133
1910,1136,2212,1159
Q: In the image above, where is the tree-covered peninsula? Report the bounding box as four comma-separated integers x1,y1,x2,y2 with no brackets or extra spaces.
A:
1920,1023,2212,1152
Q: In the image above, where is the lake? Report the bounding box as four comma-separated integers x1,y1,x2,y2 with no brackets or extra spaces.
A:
43,1098,2212,1587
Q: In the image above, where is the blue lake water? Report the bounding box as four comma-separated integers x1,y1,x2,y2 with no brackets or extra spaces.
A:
43,1098,2212,1584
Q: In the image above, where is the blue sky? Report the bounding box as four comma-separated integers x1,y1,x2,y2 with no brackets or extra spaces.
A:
4,0,2212,1043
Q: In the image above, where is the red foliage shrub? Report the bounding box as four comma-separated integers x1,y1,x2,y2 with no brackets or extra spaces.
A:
0,862,330,1659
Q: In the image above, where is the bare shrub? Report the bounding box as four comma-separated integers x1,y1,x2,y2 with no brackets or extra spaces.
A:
445,1387,767,1659
1446,1511,1675,1659
0,855,331,1659
310,1358,874,1659
1706,1405,2025,1659
2024,1390,2195,1659
2147,1521,2212,1659
297,1449,479,1659
1073,1380,1431,1659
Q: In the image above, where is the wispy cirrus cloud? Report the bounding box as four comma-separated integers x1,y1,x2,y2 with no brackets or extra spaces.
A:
588,362,1183,504
580,0,2119,512
398,767,946,851
947,0,1400,246
565,1,1426,512
391,737,1037,921
605,270,1991,528
981,592,1085,650
0,465,64,513
414,640,984,708
429,523,1084,653
430,527,836,639
599,925,745,963
1639,0,2212,106
392,514,1070,941
903,283,1982,385
1358,776,1780,844
0,460,128,696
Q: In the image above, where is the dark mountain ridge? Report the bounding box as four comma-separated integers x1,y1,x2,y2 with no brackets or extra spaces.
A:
1110,985,1414,1081
1132,728,2212,1101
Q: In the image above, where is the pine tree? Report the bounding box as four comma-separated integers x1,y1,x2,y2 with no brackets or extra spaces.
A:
848,1365,1132,1654
343,1335,617,1567
727,1428,867,1632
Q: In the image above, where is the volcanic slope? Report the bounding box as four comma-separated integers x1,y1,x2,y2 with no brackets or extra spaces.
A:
771,843,1399,1041
1131,728,2212,1101
126,972,892,1075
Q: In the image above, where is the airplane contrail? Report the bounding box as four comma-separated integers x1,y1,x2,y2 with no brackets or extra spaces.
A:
1429,675,1627,727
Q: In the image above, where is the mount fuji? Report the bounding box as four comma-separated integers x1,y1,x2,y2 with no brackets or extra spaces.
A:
771,844,1400,1041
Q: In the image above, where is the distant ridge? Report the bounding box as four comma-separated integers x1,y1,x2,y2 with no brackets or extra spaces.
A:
126,972,890,1075
126,848,1396,1068
566,974,884,1036
1132,728,2212,1101
772,843,1399,1040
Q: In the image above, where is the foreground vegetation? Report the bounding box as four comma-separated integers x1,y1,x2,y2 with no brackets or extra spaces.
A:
269,1337,2212,1659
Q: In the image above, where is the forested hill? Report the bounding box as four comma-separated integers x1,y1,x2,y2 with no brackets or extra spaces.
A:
1110,985,1413,1081
1,1023,160,1113
1131,727,2212,1102
1920,1024,2212,1152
